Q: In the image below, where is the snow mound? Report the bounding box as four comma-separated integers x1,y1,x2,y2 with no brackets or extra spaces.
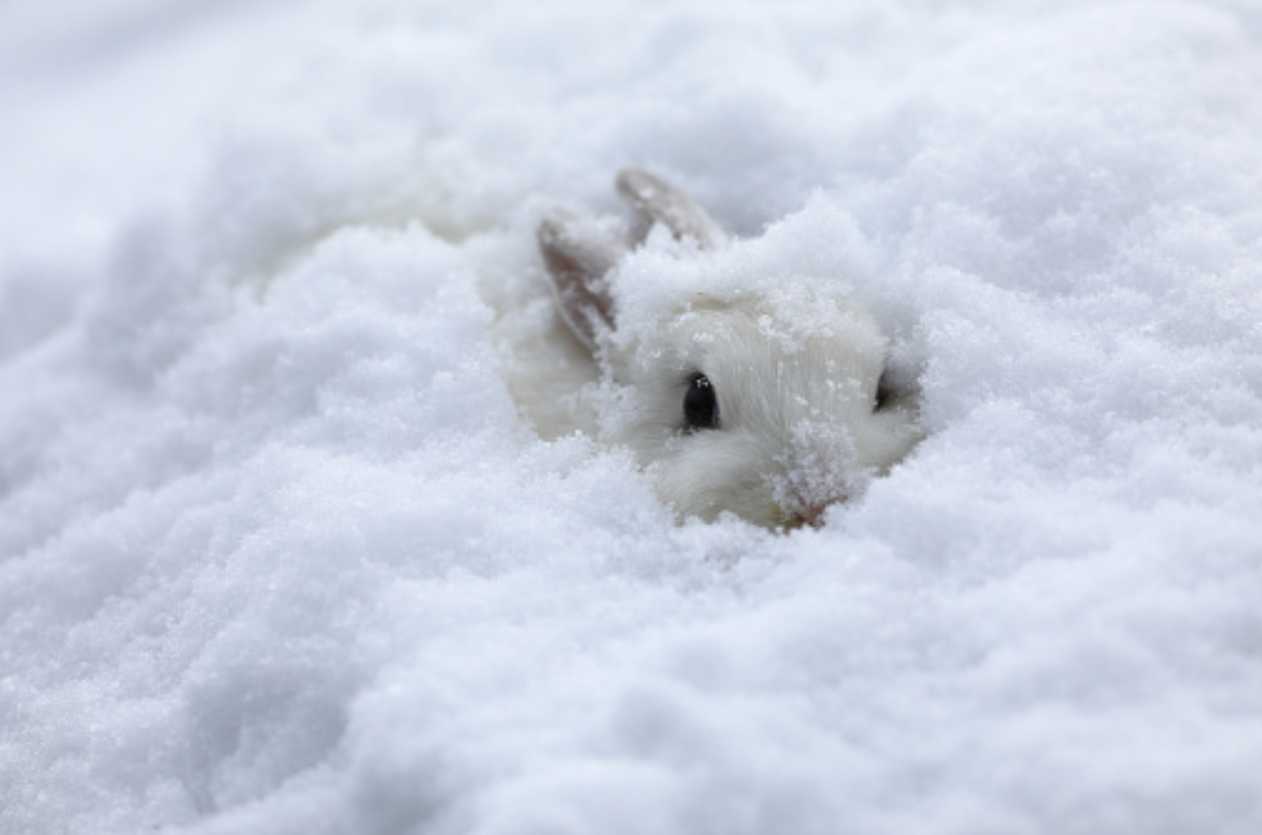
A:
3,2,1262,834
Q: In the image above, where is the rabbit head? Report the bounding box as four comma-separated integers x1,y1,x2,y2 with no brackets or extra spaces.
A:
537,169,920,528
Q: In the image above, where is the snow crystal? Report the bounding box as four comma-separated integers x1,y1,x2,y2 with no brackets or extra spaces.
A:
3,2,1262,834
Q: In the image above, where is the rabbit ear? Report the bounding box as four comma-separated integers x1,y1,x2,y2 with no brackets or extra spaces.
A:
537,214,621,352
616,167,726,250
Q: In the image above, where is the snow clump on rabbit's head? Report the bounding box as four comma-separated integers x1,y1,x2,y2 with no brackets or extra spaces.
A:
537,169,921,528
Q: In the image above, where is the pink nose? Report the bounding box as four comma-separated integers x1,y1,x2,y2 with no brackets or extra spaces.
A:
787,503,828,529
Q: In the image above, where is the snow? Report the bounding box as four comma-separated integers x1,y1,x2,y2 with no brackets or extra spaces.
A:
3,1,1262,833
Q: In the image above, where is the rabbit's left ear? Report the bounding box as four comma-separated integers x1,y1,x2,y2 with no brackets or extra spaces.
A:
616,167,726,250
537,214,621,352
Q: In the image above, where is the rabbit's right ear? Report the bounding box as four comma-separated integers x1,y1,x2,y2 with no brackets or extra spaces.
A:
537,214,621,353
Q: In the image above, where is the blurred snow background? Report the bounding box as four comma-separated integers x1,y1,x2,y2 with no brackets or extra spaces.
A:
3,1,1262,833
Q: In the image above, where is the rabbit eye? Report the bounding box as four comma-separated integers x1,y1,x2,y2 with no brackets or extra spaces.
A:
874,367,894,412
683,372,719,431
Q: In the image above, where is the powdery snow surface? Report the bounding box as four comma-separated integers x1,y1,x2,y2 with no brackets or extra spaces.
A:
4,1,1262,833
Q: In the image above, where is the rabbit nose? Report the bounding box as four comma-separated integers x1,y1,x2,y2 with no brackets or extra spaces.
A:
785,502,832,529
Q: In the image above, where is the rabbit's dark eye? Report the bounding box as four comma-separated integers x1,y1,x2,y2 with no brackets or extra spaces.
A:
683,372,719,431
874,367,894,412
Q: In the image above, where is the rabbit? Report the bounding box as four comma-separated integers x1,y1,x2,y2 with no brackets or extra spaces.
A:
536,168,922,528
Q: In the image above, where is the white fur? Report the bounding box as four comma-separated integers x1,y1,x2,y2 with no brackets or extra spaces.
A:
522,169,922,527
605,292,921,526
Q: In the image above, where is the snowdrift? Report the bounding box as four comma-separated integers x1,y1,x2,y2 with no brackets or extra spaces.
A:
3,2,1262,833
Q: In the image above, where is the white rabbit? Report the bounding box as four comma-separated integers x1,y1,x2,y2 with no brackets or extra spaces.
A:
535,168,921,528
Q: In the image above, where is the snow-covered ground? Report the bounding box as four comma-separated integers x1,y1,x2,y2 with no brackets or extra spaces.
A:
4,2,1262,833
